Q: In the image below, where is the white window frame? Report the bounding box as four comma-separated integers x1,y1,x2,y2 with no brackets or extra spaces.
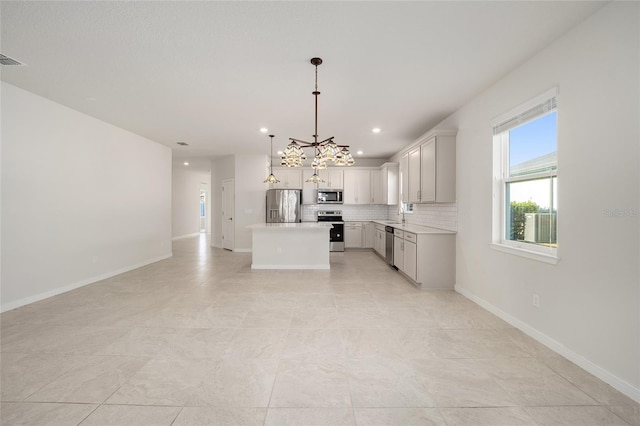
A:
491,87,559,264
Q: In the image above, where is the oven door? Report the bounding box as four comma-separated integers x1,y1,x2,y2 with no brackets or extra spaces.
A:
328,222,345,252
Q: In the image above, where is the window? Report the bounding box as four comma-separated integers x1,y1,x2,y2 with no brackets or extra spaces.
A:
492,88,558,263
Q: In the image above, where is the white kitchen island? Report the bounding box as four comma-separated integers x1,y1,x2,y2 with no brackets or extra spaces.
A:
247,222,333,269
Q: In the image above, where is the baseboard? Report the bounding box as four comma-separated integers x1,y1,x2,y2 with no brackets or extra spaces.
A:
251,264,330,270
233,248,252,253
455,285,640,404
172,232,200,241
1,253,173,313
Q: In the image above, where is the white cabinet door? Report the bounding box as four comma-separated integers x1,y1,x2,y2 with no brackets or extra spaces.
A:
345,223,363,248
434,134,456,203
393,235,404,270
408,147,421,203
400,154,409,204
271,169,302,189
380,163,399,205
344,169,371,204
319,169,344,189
302,169,317,205
401,130,456,203
343,170,358,204
357,170,371,205
363,222,375,248
330,169,343,189
404,240,417,281
374,229,386,256
370,169,383,204
420,137,436,202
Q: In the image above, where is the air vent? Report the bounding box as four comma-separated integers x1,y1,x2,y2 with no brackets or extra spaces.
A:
0,54,25,66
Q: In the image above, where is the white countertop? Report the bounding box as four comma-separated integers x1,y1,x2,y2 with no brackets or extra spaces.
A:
369,220,456,235
247,222,333,230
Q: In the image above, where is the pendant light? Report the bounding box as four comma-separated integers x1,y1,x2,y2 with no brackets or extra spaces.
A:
264,134,280,184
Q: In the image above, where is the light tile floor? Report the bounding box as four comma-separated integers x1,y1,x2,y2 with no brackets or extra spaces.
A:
1,234,639,425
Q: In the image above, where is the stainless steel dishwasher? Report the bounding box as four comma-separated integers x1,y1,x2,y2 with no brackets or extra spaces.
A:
385,226,396,268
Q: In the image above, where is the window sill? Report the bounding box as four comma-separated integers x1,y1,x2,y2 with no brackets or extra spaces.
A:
490,243,558,265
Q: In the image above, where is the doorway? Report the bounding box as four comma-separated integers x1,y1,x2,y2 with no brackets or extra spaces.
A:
199,190,207,233
221,179,234,251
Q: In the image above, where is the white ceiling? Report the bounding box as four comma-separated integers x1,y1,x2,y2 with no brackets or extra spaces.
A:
1,1,604,162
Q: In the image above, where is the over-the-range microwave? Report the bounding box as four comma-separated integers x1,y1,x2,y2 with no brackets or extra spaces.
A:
317,189,343,204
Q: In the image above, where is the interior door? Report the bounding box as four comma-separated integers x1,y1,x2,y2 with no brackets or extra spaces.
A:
221,179,234,250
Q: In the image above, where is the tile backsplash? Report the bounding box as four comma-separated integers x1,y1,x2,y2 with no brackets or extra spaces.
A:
302,203,457,232
388,203,457,231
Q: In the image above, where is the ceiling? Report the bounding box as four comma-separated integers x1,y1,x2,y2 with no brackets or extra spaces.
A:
1,1,605,162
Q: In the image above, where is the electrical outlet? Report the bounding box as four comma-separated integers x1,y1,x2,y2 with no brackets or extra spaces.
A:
532,294,540,308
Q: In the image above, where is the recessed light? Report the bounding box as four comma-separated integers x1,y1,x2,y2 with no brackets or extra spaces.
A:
260,128,268,133
357,150,364,155
277,150,283,155
176,141,189,146
372,128,381,134
183,162,189,166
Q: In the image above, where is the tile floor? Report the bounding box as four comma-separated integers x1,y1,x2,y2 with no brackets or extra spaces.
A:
1,234,639,425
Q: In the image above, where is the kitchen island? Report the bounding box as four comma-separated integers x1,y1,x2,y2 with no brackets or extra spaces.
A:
247,222,333,269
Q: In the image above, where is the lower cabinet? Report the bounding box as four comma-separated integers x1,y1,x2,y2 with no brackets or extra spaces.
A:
403,238,417,281
392,228,455,289
363,222,375,249
345,222,363,248
394,230,417,281
393,233,404,270
374,225,386,257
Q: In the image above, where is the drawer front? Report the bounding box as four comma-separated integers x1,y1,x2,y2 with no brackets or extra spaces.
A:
375,224,385,232
394,229,404,239
404,232,417,243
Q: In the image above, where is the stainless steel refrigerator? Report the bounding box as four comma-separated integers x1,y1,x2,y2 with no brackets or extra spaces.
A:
266,189,302,223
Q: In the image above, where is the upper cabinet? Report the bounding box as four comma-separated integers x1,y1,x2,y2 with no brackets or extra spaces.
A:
408,146,421,203
343,169,371,205
270,168,302,189
318,169,344,189
370,169,383,204
400,154,409,204
342,163,398,205
405,130,456,203
379,162,399,205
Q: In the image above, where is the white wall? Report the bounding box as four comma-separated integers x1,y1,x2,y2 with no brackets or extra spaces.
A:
233,154,268,251
1,82,172,311
172,163,211,239
436,3,639,398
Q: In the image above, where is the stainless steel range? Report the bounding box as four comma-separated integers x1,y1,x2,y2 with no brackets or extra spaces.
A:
317,210,344,252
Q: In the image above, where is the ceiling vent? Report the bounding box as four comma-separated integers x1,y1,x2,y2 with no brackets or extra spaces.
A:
0,54,25,66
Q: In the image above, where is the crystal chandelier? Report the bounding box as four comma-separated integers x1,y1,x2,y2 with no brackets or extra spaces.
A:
280,57,355,183
263,134,280,184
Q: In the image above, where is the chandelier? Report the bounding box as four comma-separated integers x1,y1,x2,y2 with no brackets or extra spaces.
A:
281,57,354,183
263,134,280,184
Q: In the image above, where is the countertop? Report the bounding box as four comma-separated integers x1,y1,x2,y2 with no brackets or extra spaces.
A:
247,222,333,230
370,220,456,235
